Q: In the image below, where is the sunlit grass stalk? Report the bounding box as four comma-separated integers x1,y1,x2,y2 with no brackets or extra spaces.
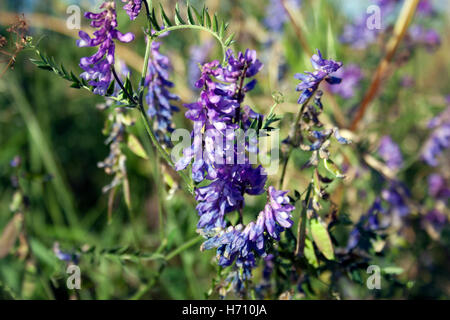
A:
350,0,420,131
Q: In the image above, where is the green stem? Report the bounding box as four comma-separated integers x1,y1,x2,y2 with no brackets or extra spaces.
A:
165,235,203,260
137,103,193,194
279,94,313,189
295,183,312,256
152,24,228,64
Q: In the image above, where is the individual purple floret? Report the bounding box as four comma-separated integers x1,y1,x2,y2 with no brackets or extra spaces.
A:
378,136,403,171
121,0,142,20
417,0,434,16
294,50,342,104
145,40,179,144
422,106,450,166
327,64,363,99
77,2,134,95
263,0,302,33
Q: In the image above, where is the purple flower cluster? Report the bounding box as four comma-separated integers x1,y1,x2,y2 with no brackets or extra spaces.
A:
121,0,142,20
77,2,134,95
294,50,342,104
175,49,263,182
179,49,295,293
422,106,450,166
201,186,295,268
145,40,179,144
378,136,403,171
327,64,363,99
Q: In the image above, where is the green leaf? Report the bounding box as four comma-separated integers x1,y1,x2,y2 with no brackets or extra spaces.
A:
160,4,173,27
191,5,203,25
187,4,195,24
324,159,345,178
224,33,235,46
151,8,161,31
304,238,319,267
213,13,219,32
204,7,211,29
174,3,185,25
310,217,335,260
127,134,149,159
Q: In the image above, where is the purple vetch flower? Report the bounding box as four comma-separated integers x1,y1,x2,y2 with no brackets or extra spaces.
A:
262,186,296,240
77,2,134,95
121,0,142,20
195,164,267,230
176,50,263,182
378,136,403,171
428,174,450,201
294,50,342,104
263,0,301,33
422,106,450,166
145,40,179,144
326,64,363,99
200,186,295,292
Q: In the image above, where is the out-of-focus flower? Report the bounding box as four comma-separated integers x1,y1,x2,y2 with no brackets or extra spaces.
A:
263,0,302,33
400,75,415,88
378,136,403,171
53,242,80,264
428,174,450,201
145,40,179,145
422,106,450,166
188,41,214,89
382,183,410,218
327,64,363,99
295,50,342,104
121,0,142,20
408,25,441,51
77,2,134,95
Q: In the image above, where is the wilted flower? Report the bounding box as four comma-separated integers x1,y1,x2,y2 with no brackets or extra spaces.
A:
77,2,134,95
